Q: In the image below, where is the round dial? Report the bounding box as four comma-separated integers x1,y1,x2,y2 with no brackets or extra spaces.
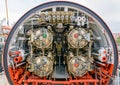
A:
68,28,88,48
33,28,53,48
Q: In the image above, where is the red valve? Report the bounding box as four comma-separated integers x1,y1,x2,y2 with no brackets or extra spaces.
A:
74,33,78,38
74,63,79,67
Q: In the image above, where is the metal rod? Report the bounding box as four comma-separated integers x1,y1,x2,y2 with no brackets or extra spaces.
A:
94,61,106,66
5,0,9,26
16,62,26,67
88,41,92,58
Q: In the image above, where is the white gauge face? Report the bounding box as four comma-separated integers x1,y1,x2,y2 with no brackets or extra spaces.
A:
32,28,53,49
68,28,88,48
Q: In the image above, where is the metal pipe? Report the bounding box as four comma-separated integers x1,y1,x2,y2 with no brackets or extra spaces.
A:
16,62,26,67
94,61,106,67
14,53,29,63
14,56,22,63
92,53,107,62
14,68,24,81
5,0,9,26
